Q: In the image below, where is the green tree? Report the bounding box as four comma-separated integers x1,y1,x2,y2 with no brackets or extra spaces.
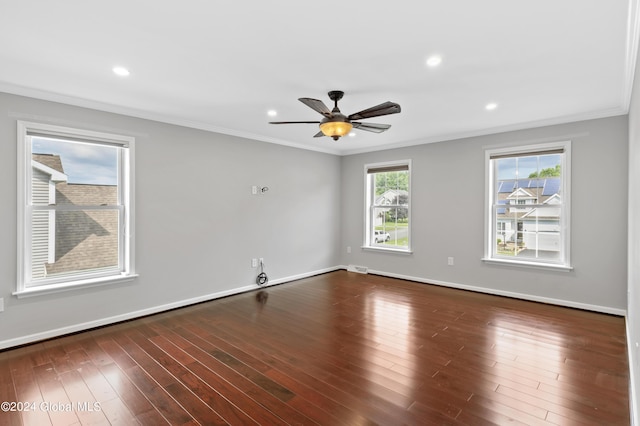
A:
375,171,409,196
529,164,560,178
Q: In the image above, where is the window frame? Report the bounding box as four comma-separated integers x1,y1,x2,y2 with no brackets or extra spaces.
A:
16,121,137,297
363,159,412,254
483,141,572,270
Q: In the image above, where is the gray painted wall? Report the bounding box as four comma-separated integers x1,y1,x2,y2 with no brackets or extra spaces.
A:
0,92,342,346
340,116,628,312
628,34,640,425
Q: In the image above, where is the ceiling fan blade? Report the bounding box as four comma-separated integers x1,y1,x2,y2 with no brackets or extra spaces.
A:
299,98,332,117
351,122,391,133
269,121,321,124
348,101,401,120
313,131,325,138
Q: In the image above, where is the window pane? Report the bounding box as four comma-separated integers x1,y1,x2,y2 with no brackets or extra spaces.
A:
496,157,517,180
372,207,409,248
517,155,538,179
19,121,134,292
494,205,561,261
29,136,121,284
537,154,562,178
30,209,120,281
368,164,410,250
494,151,563,261
488,143,568,268
30,209,52,279
31,136,121,185
57,184,118,207
374,171,409,197
496,153,561,181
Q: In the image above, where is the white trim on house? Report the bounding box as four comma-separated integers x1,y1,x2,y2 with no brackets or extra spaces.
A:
31,160,67,182
507,187,535,199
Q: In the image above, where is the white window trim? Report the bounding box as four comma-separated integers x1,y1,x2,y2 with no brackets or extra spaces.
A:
361,246,414,255
363,159,412,253
482,141,572,271
16,121,137,296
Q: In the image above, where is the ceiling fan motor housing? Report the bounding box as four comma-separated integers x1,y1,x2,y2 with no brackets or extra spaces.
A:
328,90,345,103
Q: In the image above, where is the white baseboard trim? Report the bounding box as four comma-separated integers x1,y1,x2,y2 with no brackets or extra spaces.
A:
628,318,639,426
363,268,627,316
0,266,342,350
262,266,341,287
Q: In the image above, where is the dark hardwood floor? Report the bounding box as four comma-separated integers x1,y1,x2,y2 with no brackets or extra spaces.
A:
0,271,630,425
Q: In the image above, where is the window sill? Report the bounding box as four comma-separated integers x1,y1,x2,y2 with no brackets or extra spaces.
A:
482,257,573,271
362,246,413,255
14,273,138,298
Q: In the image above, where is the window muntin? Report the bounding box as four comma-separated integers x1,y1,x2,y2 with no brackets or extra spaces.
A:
17,121,135,294
365,161,411,251
486,142,570,268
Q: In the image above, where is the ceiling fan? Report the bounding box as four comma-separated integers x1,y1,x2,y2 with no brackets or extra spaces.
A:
269,90,401,140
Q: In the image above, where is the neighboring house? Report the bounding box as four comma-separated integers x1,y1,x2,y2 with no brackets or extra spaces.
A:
31,154,118,280
375,189,408,205
496,177,561,254
373,189,408,226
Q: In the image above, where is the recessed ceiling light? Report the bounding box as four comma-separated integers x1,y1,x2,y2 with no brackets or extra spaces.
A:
485,102,498,111
348,132,356,137
426,56,442,67
267,110,277,117
112,66,130,77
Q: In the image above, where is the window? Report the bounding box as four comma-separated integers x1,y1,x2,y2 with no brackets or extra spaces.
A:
484,141,571,269
364,161,411,252
17,121,136,295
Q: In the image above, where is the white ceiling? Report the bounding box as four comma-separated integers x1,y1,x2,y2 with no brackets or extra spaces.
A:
1,1,638,155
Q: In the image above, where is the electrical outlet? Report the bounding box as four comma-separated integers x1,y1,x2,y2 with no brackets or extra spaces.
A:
251,186,258,195
447,257,454,266
347,246,351,253
259,258,264,265
251,258,257,268
0,297,4,312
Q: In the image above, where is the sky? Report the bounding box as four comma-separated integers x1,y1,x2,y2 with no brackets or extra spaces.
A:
496,153,561,180
32,137,118,185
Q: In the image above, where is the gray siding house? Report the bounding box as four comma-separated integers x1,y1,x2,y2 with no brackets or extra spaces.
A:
496,178,561,256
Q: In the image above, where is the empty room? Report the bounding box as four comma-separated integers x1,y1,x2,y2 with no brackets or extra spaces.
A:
0,1,639,425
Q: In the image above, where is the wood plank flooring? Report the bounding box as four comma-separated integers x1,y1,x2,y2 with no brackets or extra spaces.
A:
0,271,630,425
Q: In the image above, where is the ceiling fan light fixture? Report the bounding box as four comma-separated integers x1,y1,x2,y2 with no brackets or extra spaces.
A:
319,121,353,140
